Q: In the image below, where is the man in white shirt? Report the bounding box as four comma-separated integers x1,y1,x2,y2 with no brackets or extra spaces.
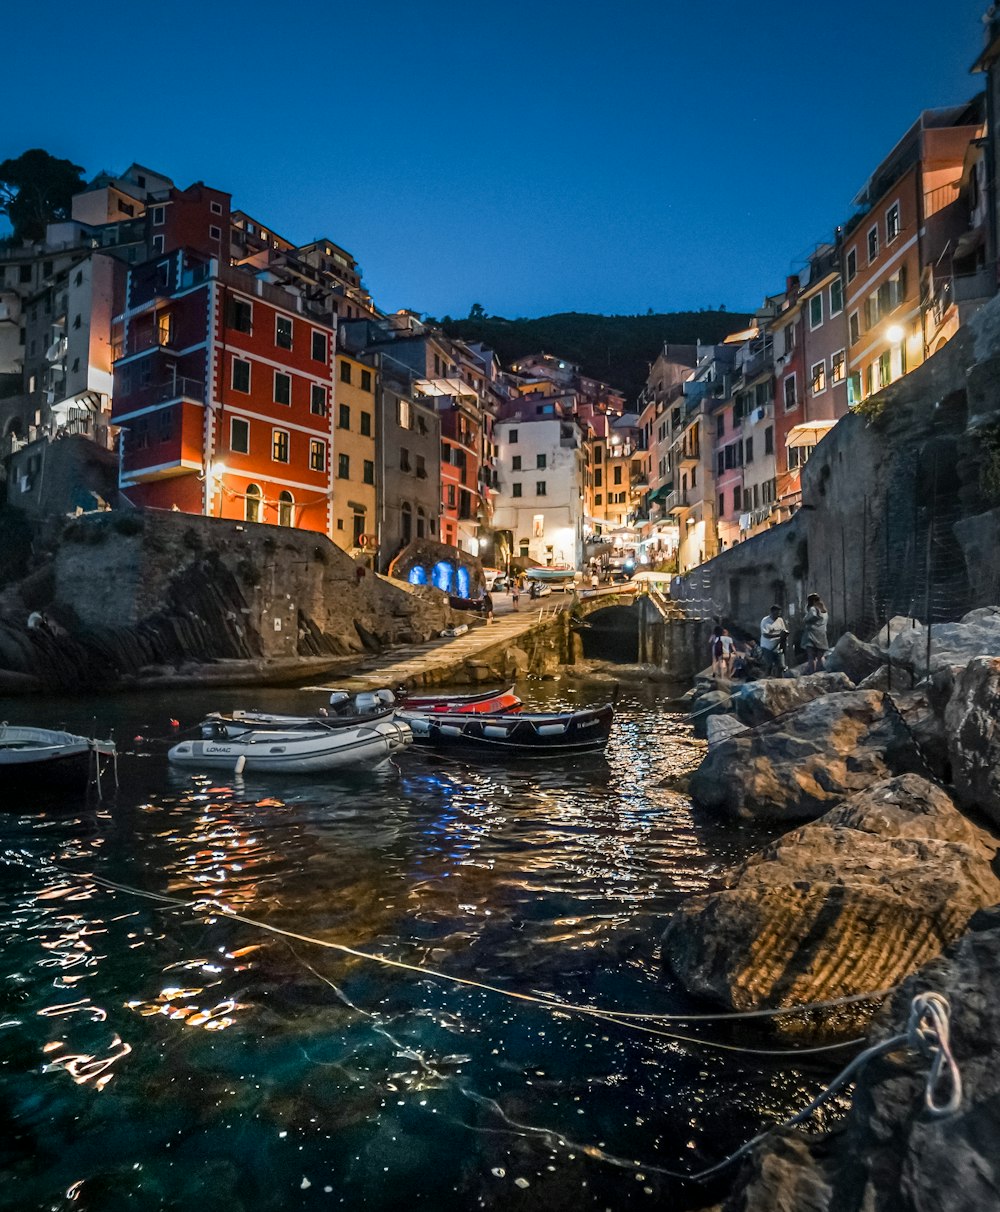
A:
759,605,788,676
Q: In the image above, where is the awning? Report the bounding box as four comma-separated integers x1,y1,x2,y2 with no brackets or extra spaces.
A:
647,484,670,503
786,419,837,448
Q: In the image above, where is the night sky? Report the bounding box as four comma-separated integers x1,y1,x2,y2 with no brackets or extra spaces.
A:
4,0,990,318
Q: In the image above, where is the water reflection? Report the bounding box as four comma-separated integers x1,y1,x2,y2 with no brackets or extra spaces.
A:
0,683,837,1211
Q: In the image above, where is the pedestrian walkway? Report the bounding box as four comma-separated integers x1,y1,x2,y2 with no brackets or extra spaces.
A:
333,596,566,692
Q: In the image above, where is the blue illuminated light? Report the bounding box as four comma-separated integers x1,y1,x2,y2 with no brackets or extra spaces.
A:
456,566,470,597
408,565,428,586
432,561,454,592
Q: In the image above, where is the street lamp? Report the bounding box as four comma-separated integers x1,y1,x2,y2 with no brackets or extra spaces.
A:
886,324,905,345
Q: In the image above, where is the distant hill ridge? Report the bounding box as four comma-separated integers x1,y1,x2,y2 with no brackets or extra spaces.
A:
437,310,751,404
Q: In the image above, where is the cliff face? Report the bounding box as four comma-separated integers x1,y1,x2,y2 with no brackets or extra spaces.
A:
673,294,1000,641
0,510,452,692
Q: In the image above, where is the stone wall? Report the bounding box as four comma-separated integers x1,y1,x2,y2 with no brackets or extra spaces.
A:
54,509,450,660
673,293,1000,640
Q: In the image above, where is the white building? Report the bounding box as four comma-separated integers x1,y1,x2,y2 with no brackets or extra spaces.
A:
493,414,586,569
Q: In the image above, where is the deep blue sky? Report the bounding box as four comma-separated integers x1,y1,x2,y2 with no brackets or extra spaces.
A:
4,0,990,318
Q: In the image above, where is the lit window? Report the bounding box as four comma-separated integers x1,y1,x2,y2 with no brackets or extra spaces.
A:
245,483,261,523
309,440,326,471
811,361,827,395
272,429,289,462
831,349,846,384
278,490,293,527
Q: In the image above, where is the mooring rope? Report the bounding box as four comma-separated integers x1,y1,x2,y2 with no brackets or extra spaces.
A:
8,854,884,1056
5,854,963,1182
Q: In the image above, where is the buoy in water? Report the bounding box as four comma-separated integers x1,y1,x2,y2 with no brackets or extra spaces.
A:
169,718,180,729
234,755,247,775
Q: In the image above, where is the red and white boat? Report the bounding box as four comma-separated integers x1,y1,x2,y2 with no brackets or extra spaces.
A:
399,686,521,714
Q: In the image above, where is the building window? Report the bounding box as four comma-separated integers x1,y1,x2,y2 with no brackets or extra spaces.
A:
363,459,374,484
401,502,413,543
536,453,547,469
272,429,289,462
416,508,426,539
811,361,827,395
511,454,521,471
846,248,857,282
594,493,602,505
152,234,164,254
594,468,602,487
400,447,411,472
210,200,223,215
886,201,900,244
340,361,352,384
353,513,365,546
398,398,412,429
447,485,456,508
809,295,823,330
745,436,754,463
512,482,522,497
230,417,250,453
849,311,860,346
230,298,252,334
613,465,622,485
360,369,372,392
338,403,350,430
360,411,372,436
232,358,251,393
338,453,350,479
312,331,327,362
536,481,547,496
867,225,878,264
733,486,742,511
209,225,221,241
309,439,326,471
509,428,518,444
830,278,844,316
416,454,426,478
275,315,293,350
152,206,165,226
311,384,327,415
764,425,774,455
831,349,846,384
245,483,261,523
278,491,294,527
274,371,291,405
784,375,798,410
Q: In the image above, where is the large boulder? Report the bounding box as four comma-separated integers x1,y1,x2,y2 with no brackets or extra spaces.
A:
945,656,1000,827
733,672,853,727
825,632,884,685
721,905,1000,1212
885,612,1000,681
689,690,923,823
689,687,737,739
663,775,999,1026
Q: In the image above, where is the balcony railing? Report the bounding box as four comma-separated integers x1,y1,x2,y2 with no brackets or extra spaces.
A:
122,377,205,406
112,327,177,361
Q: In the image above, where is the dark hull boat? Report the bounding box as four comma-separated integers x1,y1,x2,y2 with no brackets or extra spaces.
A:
0,726,117,792
399,704,613,756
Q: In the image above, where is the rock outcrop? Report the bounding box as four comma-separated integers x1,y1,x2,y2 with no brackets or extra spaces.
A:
733,672,853,728
722,905,1000,1212
689,691,923,823
883,611,1000,681
945,656,1000,827
663,775,999,1029
825,632,884,685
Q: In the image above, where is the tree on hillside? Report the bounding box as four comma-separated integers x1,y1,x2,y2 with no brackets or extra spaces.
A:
468,302,486,319
0,149,86,243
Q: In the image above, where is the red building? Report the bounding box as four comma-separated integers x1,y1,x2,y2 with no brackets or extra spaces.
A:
111,242,336,533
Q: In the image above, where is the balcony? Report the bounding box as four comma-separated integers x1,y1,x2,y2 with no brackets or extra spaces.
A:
113,326,178,362
119,378,204,410
678,444,700,469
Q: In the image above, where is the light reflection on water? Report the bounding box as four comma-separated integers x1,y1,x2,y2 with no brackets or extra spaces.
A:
0,683,848,1211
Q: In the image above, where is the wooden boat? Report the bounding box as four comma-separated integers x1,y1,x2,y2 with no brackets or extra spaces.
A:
398,704,613,756
527,565,579,585
168,716,412,775
0,725,117,788
399,686,521,714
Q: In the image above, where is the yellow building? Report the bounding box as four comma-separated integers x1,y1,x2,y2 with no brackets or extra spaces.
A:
333,352,378,560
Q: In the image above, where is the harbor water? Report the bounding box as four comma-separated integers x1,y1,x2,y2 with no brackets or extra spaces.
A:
0,682,851,1211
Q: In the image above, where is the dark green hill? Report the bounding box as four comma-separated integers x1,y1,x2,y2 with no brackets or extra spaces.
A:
438,310,751,404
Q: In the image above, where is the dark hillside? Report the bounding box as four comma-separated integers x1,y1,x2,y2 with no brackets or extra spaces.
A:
439,310,751,403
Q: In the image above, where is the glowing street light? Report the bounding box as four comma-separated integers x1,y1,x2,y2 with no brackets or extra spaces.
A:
886,324,905,344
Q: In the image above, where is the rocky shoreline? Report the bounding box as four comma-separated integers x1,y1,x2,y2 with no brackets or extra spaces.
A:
666,610,1000,1208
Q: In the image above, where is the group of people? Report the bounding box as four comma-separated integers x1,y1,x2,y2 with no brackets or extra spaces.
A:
709,593,830,680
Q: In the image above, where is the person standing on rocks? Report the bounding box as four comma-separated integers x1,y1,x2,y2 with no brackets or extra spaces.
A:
802,593,829,674
482,591,494,623
709,626,734,679
759,604,788,677
511,580,520,610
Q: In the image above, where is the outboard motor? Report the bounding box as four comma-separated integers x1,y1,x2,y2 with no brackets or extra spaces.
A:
376,689,396,707
353,691,380,716
328,692,351,715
